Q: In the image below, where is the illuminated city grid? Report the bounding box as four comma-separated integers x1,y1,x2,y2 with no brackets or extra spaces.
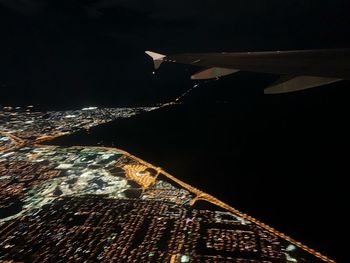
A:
0,106,334,262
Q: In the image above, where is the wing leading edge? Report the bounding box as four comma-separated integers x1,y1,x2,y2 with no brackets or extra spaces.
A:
145,49,350,94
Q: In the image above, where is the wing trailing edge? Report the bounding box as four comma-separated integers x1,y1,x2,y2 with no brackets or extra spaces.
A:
264,76,342,94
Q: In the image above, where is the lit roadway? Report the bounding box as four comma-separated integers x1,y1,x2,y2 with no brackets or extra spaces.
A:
0,131,25,151
0,129,336,263
118,148,335,263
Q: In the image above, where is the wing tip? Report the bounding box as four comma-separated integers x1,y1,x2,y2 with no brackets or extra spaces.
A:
145,51,166,69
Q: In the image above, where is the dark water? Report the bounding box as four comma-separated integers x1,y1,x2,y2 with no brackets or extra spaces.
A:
48,75,349,262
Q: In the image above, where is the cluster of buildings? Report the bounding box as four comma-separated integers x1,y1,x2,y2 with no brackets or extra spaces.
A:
0,134,16,151
0,136,194,226
0,196,300,262
0,106,157,141
0,107,326,262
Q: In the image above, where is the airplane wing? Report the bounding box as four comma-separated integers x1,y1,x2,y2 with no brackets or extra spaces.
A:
145,49,350,94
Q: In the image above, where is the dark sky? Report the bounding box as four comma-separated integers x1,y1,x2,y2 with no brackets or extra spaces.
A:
1,0,350,107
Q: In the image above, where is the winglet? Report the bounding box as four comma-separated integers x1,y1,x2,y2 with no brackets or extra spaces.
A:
145,51,166,69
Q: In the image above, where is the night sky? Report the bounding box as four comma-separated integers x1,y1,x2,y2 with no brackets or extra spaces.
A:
1,1,350,262
1,0,350,106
